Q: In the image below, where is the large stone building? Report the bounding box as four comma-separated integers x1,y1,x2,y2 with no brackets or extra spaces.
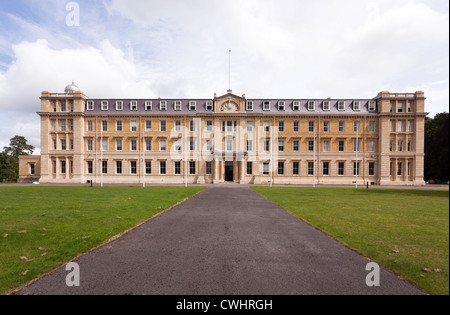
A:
19,83,427,185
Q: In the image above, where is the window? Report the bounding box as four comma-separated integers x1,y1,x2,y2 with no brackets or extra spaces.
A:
207,121,213,132
397,162,403,176
308,162,314,176
116,139,123,151
247,121,253,132
390,140,394,152
390,120,394,132
278,141,285,152
398,121,403,132
116,120,123,132
206,162,212,175
69,120,73,131
130,101,138,111
308,101,315,111
60,120,66,131
226,139,233,151
246,101,253,111
246,140,253,152
116,101,123,111
87,140,93,151
52,160,57,174
293,162,299,176
61,102,66,112
160,101,167,111
174,101,182,111
263,101,270,111
143,139,151,151
339,121,345,132
101,101,108,111
175,139,182,151
353,101,360,111
369,101,376,111
247,162,253,175
52,102,57,112
263,163,270,175
279,121,285,132
369,162,375,176
278,101,285,111
189,101,196,111
408,101,413,113
398,140,403,152
293,140,299,152
87,161,93,174
102,161,107,174
130,161,137,174
408,121,413,132
338,101,345,111
338,162,345,176
190,120,195,132
308,121,315,133
102,120,108,132
323,121,330,132
116,161,122,174
174,161,181,175
278,162,284,175
145,101,152,111
160,121,166,132
189,161,196,175
323,101,330,111
390,102,394,113
206,140,213,151
338,140,345,152
354,121,360,132
293,121,299,132
264,121,270,133
408,141,412,152
398,102,404,113
160,140,167,151
160,161,166,175
293,101,300,111
369,121,376,133
408,162,411,176
87,121,93,132
61,161,66,174
206,101,213,111
146,121,152,132
145,161,152,175
353,162,360,176
190,139,196,151
264,140,270,152
308,140,315,152
131,139,137,151
323,140,330,152
323,162,329,176
102,139,108,151
175,121,181,132
87,101,94,111
369,140,375,152
353,139,361,152
130,121,137,132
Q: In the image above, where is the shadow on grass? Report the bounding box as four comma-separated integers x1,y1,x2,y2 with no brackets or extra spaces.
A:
364,188,449,199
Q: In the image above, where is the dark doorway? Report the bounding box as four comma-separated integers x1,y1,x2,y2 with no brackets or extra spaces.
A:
225,161,234,182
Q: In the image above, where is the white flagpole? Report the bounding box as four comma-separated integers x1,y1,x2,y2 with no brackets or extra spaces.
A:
356,122,359,189
143,119,146,188
101,121,103,187
313,122,316,188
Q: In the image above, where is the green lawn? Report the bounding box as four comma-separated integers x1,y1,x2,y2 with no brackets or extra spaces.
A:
0,186,205,295
252,187,449,295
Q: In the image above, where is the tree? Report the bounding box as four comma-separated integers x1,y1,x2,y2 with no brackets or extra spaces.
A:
425,113,449,182
0,136,35,182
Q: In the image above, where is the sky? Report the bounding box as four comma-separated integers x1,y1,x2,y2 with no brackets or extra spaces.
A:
0,0,448,154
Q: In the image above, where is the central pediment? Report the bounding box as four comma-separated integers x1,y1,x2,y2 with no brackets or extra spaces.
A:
214,90,246,114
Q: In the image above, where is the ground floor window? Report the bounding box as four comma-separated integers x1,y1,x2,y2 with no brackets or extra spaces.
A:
323,162,329,176
130,161,137,174
293,162,299,176
353,162,360,176
87,161,93,174
189,161,196,175
206,161,212,175
247,162,252,175
175,161,181,175
146,161,151,175
61,161,66,174
369,162,375,176
263,162,270,175
278,162,284,175
160,161,166,175
308,162,314,176
102,161,107,174
338,162,344,176
116,161,122,174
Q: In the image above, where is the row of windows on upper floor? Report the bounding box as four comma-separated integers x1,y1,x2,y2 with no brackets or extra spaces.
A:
84,100,378,112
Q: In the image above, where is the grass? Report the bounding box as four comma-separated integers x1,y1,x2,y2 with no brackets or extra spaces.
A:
0,186,205,295
251,187,449,295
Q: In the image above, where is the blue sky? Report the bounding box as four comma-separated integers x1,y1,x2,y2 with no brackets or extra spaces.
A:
0,0,448,153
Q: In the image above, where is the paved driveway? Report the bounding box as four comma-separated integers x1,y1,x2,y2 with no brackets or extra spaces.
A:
16,186,424,295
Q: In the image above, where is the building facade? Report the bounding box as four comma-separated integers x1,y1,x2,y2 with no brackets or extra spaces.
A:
19,83,427,185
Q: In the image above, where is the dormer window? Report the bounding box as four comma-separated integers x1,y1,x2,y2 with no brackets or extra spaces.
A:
353,101,360,111
174,101,182,111
278,101,285,111
246,101,253,111
323,101,330,111
263,101,270,111
101,101,109,111
369,100,376,111
145,101,152,111
130,101,138,111
189,101,197,111
116,101,123,111
293,101,300,111
338,101,345,111
87,101,94,111
308,101,315,111
160,101,167,111
206,101,213,111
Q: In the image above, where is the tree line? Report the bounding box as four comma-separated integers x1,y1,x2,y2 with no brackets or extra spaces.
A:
0,136,35,182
